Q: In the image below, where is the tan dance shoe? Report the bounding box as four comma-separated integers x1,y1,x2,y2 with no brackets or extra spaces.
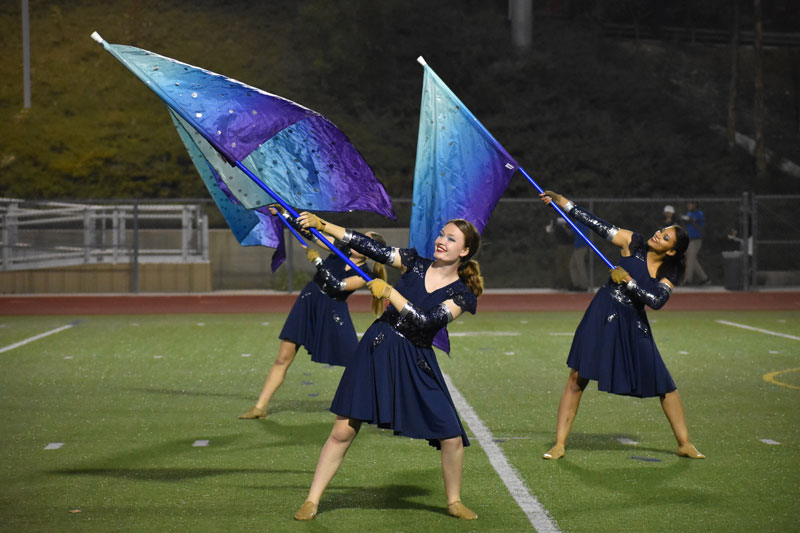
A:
543,444,565,460
293,501,318,521
447,501,477,520
678,444,705,459
238,405,266,419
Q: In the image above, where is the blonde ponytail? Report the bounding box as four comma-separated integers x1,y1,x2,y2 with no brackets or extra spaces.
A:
365,231,390,316
371,262,389,315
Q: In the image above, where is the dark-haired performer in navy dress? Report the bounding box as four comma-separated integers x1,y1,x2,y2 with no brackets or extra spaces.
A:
292,212,484,521
540,190,705,460
238,209,388,420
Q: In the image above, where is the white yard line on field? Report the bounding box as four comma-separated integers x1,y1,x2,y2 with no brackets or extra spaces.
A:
0,324,75,354
443,373,560,532
449,331,520,337
716,320,800,341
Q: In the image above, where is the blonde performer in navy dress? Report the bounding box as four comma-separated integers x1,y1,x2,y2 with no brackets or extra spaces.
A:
540,190,704,460
238,208,388,420
292,212,483,521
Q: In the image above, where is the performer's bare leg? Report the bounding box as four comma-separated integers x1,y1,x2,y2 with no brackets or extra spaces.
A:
294,416,362,520
440,436,476,519
660,390,705,459
544,368,588,459
239,340,298,419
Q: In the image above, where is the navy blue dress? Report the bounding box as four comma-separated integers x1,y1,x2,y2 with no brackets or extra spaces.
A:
329,249,477,449
279,251,358,367
567,234,678,398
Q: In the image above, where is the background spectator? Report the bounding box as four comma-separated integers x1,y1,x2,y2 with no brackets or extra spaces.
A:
546,217,573,290
570,221,591,291
662,205,676,227
681,201,710,285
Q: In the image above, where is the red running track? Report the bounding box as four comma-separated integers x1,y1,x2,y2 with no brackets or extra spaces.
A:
1,290,798,315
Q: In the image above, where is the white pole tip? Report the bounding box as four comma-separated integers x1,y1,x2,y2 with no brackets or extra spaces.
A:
90,31,103,44
416,56,427,66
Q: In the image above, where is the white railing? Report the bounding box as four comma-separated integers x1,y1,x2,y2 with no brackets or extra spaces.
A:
0,198,209,272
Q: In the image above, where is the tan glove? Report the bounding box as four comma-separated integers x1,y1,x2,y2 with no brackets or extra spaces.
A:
542,190,564,204
367,279,392,299
610,266,630,285
299,211,326,231
306,248,321,264
267,203,287,216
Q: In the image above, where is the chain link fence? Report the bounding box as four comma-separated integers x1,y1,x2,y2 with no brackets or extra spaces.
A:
289,194,799,291
3,195,798,292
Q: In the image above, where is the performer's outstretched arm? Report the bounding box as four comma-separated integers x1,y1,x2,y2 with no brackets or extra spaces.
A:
298,212,403,270
540,191,633,252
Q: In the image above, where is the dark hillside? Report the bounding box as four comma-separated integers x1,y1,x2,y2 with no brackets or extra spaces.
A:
1,0,798,201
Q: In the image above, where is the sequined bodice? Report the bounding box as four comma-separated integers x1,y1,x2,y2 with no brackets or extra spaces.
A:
379,250,476,347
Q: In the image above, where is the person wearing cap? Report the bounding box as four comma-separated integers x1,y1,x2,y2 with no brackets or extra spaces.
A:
662,205,676,227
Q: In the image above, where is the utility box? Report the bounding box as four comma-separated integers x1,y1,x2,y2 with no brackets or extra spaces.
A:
721,251,744,291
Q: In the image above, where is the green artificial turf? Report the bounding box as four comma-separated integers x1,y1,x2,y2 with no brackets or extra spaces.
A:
1,311,798,531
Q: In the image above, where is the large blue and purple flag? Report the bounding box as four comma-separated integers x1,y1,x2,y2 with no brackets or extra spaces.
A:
92,32,395,269
412,58,519,354
410,58,518,258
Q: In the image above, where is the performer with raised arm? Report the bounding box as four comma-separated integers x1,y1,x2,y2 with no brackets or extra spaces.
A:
539,190,704,460
238,207,388,420
292,212,483,521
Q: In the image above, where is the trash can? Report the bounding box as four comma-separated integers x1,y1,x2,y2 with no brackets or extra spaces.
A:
721,251,744,291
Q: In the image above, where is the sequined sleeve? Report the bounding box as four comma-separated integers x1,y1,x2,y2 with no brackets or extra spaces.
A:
625,279,672,310
314,260,346,293
341,230,396,264
279,211,314,241
312,250,354,299
398,301,452,331
398,248,420,270
568,204,618,241
449,283,477,315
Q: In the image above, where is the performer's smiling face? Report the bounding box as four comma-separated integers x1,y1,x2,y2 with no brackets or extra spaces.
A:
649,226,678,255
434,223,469,262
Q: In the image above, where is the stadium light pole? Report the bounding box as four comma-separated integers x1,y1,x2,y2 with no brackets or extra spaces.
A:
509,0,532,50
22,0,31,108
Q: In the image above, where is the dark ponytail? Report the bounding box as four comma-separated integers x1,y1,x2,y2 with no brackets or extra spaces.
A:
458,259,484,298
656,225,689,283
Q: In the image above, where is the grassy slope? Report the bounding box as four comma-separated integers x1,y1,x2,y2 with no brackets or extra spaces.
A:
1,1,797,202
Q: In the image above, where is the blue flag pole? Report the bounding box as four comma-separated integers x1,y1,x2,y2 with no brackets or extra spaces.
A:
518,167,615,269
232,161,372,280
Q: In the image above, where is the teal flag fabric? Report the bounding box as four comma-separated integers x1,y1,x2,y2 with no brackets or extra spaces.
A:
410,61,518,257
